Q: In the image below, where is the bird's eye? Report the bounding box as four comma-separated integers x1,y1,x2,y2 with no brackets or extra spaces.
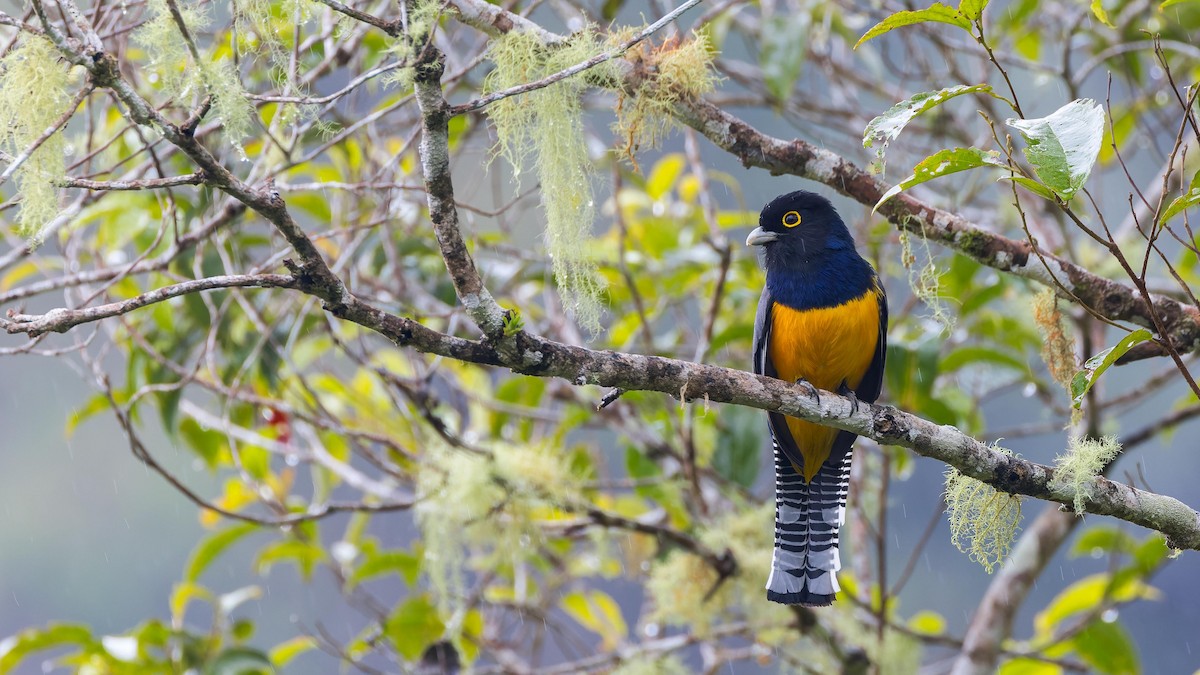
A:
782,211,801,228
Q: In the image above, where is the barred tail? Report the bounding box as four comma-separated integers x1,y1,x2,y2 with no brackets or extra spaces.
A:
766,439,852,606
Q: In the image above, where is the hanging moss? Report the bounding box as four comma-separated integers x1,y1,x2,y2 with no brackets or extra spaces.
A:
1032,287,1077,395
0,36,72,241
135,0,253,157
898,225,954,333
944,450,1022,573
484,28,612,334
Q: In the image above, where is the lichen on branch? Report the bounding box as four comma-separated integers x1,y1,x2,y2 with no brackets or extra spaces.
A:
1051,435,1121,514
613,31,718,162
0,35,72,241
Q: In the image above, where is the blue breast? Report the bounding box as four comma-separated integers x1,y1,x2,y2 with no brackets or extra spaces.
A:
766,249,876,311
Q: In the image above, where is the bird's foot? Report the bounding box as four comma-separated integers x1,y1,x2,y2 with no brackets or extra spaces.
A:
795,378,820,405
837,382,860,416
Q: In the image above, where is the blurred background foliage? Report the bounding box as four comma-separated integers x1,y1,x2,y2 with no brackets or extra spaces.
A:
0,0,1198,673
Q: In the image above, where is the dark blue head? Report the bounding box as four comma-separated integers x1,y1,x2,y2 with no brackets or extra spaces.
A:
747,190,875,309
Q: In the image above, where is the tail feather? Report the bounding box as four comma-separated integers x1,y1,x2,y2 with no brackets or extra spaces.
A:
766,439,852,606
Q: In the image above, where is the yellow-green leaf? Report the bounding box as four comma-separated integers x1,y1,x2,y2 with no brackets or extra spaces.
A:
185,522,258,583
560,590,628,650
1090,0,1116,26
876,147,1004,209
1069,329,1153,409
855,4,971,49
384,595,445,661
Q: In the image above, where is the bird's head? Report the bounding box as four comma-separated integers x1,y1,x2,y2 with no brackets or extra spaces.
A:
745,190,855,270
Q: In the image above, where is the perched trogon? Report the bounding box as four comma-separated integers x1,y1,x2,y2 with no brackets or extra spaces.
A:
746,190,888,607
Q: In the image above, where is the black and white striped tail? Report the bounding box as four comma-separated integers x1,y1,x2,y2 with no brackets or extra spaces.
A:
766,440,852,606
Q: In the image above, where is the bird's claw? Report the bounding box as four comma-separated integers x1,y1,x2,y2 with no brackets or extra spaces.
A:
838,382,860,416
795,378,820,405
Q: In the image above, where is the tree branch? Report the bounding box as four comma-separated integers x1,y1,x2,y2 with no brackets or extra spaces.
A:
4,274,298,337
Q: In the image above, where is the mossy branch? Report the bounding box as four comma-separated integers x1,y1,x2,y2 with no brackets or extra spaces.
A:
441,0,1200,364
12,280,1200,552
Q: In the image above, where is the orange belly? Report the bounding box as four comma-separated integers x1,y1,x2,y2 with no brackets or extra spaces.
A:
769,289,880,482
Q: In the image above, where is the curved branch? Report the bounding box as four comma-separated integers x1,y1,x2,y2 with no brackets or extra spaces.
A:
443,0,1200,362
316,290,1200,551
4,274,298,337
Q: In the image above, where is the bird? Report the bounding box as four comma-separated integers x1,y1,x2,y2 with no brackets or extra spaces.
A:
746,190,888,607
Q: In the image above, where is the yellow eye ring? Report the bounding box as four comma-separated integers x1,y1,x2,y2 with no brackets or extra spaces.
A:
782,211,801,228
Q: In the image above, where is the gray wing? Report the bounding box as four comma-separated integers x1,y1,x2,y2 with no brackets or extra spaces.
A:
753,285,808,473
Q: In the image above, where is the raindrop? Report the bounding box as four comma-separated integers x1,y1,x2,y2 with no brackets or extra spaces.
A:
1022,382,1037,398
1101,608,1118,623
1090,547,1104,559
644,622,660,637
640,560,651,572
519,534,531,547
285,454,300,467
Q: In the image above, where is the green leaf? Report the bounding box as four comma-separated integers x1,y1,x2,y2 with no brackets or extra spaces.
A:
255,539,325,580
712,405,762,488
854,3,971,49
761,13,811,100
1069,329,1153,409
346,549,421,589
170,582,214,626
1158,0,1194,8
560,590,628,650
863,84,995,167
1035,573,1159,634
185,523,258,583
66,393,112,438
1071,526,1137,558
907,610,946,635
1090,0,1116,26
180,418,226,469
940,346,1028,374
958,0,989,21
999,175,1059,201
1159,170,1200,224
876,147,1004,209
1132,534,1169,573
0,623,96,673
645,154,686,200
269,636,317,669
1007,99,1106,199
384,595,445,661
998,659,1062,675
205,646,275,675
1072,620,1138,675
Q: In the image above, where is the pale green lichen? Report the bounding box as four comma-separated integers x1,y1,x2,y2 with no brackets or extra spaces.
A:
613,32,718,163
944,450,1022,573
199,59,256,159
484,28,611,333
135,0,253,157
0,36,72,241
1051,435,1121,514
898,224,954,333
134,0,209,95
416,442,579,614
381,0,441,90
646,502,788,636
